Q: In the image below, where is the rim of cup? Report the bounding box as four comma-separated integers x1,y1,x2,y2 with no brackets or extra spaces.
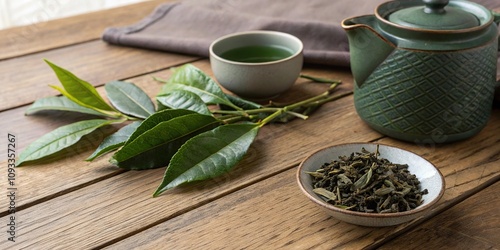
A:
209,30,304,66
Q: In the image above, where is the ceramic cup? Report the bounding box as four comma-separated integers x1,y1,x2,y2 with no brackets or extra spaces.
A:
209,30,303,99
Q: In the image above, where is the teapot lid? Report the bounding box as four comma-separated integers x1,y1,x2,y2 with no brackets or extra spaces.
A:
388,0,480,30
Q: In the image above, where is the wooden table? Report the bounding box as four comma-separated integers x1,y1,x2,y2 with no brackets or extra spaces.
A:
1,1,499,249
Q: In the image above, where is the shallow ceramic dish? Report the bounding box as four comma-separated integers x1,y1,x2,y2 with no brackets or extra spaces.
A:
297,143,445,227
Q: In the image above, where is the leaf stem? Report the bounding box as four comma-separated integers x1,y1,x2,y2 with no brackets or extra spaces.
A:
212,108,280,116
221,115,259,124
284,91,328,111
258,109,284,127
97,110,126,119
211,109,249,116
285,111,309,120
216,114,240,120
300,74,342,84
238,83,348,126
302,91,353,107
284,82,341,110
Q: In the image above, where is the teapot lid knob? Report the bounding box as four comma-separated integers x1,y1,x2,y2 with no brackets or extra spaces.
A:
388,0,480,30
423,0,449,14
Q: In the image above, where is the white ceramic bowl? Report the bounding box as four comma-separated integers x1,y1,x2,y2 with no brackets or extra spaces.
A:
297,143,445,227
209,30,303,99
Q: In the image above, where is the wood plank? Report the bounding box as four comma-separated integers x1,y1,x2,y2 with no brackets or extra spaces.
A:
0,40,197,111
0,0,168,60
103,108,500,249
0,61,359,210
0,82,384,248
380,181,500,249
105,169,393,250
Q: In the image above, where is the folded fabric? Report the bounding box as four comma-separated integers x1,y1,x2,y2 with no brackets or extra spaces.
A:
102,0,500,67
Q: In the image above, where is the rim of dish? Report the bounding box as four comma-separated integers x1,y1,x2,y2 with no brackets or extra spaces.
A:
209,30,304,66
296,142,446,219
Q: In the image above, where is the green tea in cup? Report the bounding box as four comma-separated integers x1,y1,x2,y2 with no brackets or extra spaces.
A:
219,45,294,63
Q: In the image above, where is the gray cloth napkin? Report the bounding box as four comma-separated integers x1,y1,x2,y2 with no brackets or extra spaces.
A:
102,0,500,67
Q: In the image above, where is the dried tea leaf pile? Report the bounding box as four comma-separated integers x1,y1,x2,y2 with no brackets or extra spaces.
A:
307,146,428,213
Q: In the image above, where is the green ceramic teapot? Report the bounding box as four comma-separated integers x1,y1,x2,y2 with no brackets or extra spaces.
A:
342,0,500,143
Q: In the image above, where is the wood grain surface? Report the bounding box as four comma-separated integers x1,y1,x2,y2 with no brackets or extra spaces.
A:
0,1,498,249
0,40,197,111
0,92,385,249
380,181,500,249
105,111,500,250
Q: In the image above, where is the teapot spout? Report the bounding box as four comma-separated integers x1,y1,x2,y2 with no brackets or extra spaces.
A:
342,15,395,87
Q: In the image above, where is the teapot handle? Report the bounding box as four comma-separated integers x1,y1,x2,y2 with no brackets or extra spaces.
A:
491,9,500,24
494,11,500,24
492,11,500,85
494,11,500,87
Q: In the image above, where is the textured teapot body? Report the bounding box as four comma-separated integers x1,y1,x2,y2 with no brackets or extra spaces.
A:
342,0,500,143
354,42,497,143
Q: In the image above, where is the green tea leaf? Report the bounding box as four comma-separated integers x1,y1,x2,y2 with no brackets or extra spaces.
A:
374,186,395,196
86,121,141,161
224,94,262,110
353,167,373,190
154,123,260,196
313,188,337,201
305,171,324,178
44,59,116,112
334,204,357,210
17,119,118,166
111,113,220,170
125,109,197,145
105,81,155,119
50,85,121,118
25,96,104,116
156,64,239,110
157,90,211,115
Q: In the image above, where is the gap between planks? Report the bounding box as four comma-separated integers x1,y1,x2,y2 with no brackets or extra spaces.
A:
0,169,126,218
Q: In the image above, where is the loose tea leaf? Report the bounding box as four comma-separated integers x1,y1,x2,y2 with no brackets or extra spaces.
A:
307,146,428,213
105,81,155,119
312,188,337,201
